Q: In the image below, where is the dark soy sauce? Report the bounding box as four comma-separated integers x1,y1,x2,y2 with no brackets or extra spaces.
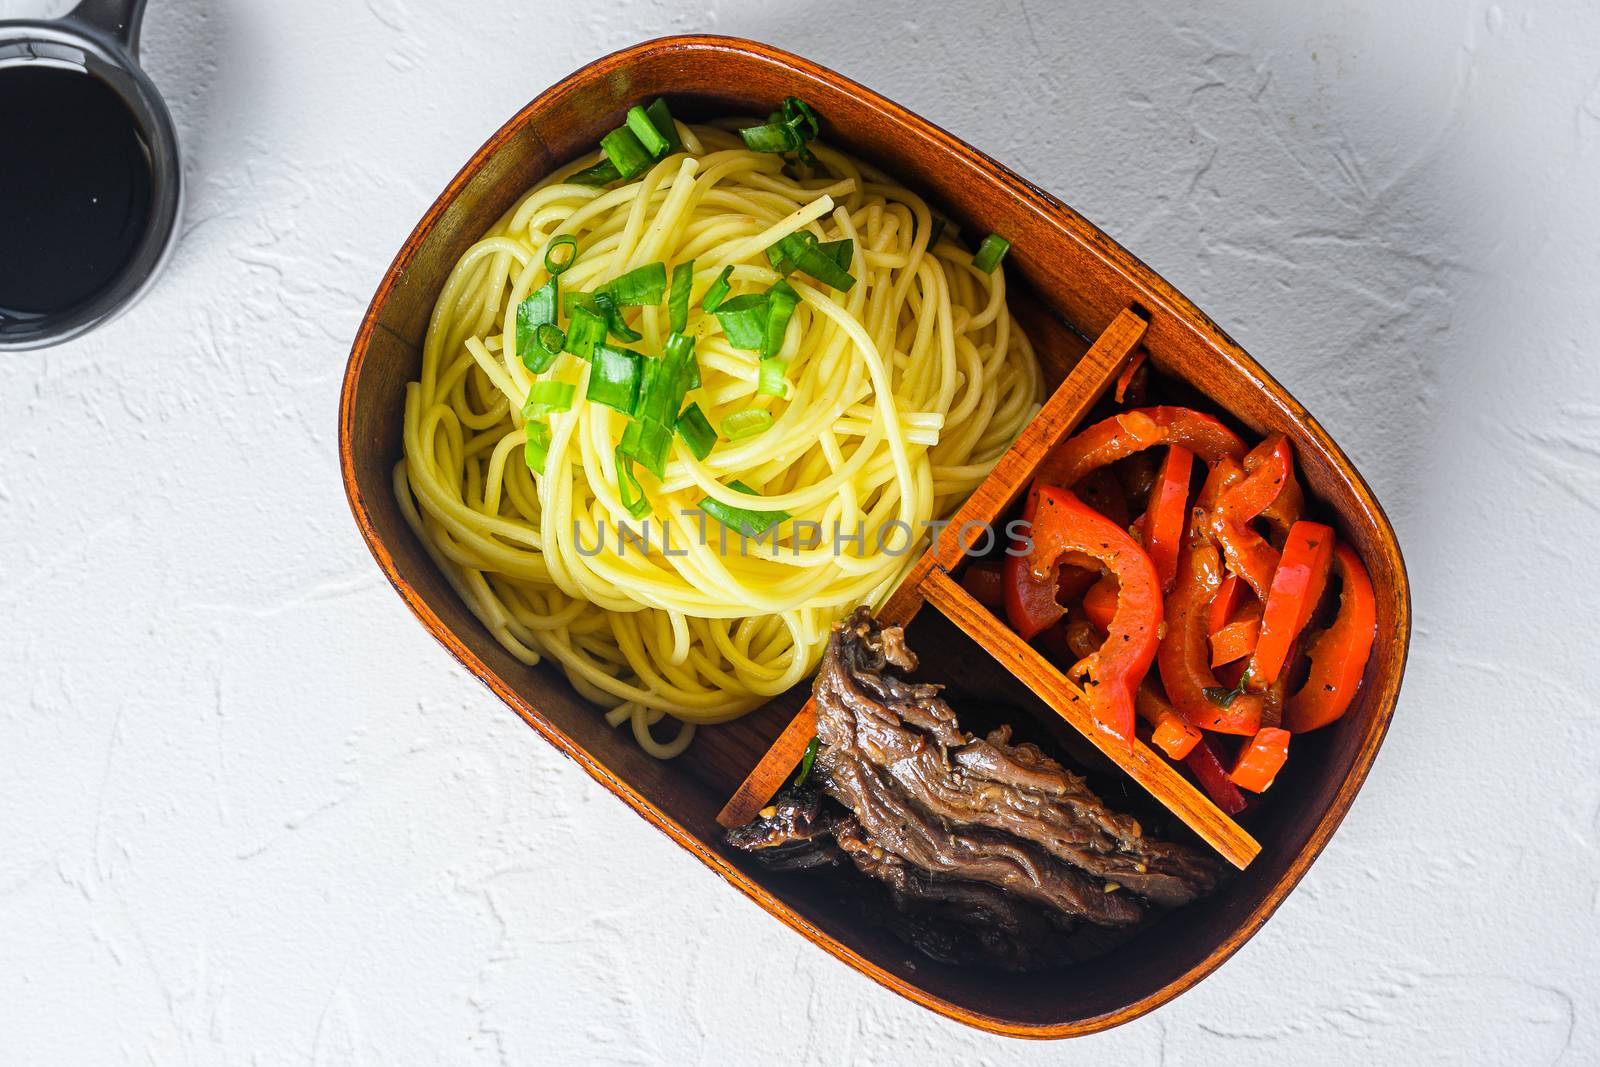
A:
0,64,154,324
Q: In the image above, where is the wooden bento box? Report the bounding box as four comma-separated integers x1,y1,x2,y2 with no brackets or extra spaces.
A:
338,36,1410,1038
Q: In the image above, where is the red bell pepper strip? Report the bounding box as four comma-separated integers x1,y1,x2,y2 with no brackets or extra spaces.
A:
1114,349,1147,404
1184,735,1248,815
1208,445,1287,600
1136,682,1201,761
960,561,1005,610
1210,615,1260,666
1159,461,1264,735
1003,491,1065,638
1244,434,1303,542
1143,445,1194,590
1034,406,1246,492
1229,727,1290,793
1208,573,1245,636
1286,543,1377,733
1247,521,1334,687
1082,574,1119,631
1021,487,1163,748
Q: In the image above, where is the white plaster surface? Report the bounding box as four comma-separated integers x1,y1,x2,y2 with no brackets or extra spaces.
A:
2,0,1597,1062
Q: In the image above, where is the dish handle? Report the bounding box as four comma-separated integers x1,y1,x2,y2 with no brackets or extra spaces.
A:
64,0,147,59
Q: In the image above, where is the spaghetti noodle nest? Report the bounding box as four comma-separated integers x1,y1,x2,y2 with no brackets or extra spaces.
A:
397,119,1041,757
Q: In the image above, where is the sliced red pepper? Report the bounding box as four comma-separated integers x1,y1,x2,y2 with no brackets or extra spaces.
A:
1247,521,1334,687
1143,445,1194,590
1208,573,1245,635
960,561,1005,610
1035,406,1246,491
1003,492,1064,638
1114,349,1147,404
1286,543,1377,733
1244,434,1303,542
1208,445,1286,600
1184,735,1248,815
1136,682,1201,761
1082,574,1118,631
1210,615,1260,666
1229,727,1290,793
1159,461,1263,735
1023,486,1163,748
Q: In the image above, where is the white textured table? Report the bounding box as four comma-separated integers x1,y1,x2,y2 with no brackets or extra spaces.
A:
3,1,1597,1062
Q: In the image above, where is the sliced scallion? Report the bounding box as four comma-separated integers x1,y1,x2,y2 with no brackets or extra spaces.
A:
564,304,609,359
615,446,651,518
569,159,621,186
765,231,855,291
593,290,642,343
758,357,789,397
602,261,666,307
668,260,693,334
619,416,674,478
626,105,670,159
699,480,791,537
762,279,798,359
665,331,701,391
600,127,652,180
587,344,643,412
634,353,690,427
515,279,559,370
644,97,683,155
676,402,716,460
522,380,575,418
523,421,551,474
720,408,774,441
544,235,579,276
526,322,566,373
972,232,1011,273
701,264,735,312
713,292,769,350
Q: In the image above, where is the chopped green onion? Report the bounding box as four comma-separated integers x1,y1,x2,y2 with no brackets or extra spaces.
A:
586,344,643,412
602,261,666,307
634,353,690,427
626,105,670,159
569,159,621,186
720,408,774,441
739,97,821,160
593,290,642,343
713,292,769,350
544,235,579,276
615,446,651,518
668,260,693,334
699,480,791,537
523,421,551,474
740,121,801,154
701,264,735,312
563,304,608,359
758,357,789,397
515,279,559,370
644,97,683,155
601,127,653,180
676,402,716,460
765,231,855,291
972,233,1011,273
665,331,701,391
817,238,853,271
793,736,819,786
762,279,798,358
619,416,674,478
562,290,596,316
525,322,566,373
522,380,575,418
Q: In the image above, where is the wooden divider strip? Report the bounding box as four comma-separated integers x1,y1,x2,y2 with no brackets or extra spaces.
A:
920,568,1261,869
715,307,1150,831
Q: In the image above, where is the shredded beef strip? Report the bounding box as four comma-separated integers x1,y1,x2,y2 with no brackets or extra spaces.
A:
815,609,1218,909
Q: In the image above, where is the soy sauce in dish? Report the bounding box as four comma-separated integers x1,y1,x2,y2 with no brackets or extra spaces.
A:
0,64,154,323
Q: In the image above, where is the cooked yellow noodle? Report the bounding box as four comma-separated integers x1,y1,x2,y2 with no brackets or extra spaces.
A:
396,121,1042,757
